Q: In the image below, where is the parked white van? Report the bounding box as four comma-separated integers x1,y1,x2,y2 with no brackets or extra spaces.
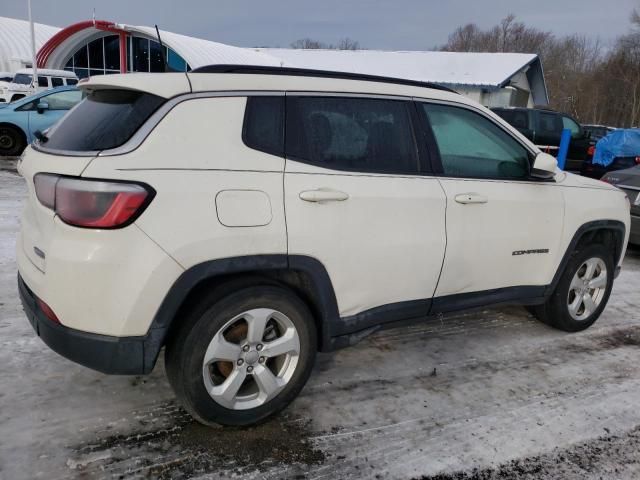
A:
0,68,78,103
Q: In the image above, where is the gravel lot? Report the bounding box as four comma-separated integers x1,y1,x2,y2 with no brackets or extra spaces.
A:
1,163,639,479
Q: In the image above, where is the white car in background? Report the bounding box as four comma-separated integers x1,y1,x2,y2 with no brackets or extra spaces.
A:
16,66,630,427
0,68,78,103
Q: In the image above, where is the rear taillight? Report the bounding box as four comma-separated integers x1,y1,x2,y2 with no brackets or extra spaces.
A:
33,174,153,228
635,156,640,165
588,146,595,157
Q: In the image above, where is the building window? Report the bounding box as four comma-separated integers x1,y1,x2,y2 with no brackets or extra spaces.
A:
63,34,190,78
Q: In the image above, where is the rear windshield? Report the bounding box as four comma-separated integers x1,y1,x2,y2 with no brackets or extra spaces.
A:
44,89,165,152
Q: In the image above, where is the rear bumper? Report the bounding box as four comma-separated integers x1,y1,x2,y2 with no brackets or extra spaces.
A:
18,273,152,375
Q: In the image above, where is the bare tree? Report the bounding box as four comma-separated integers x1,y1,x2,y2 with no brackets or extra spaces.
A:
290,38,327,49
336,38,360,50
290,37,362,50
439,14,625,126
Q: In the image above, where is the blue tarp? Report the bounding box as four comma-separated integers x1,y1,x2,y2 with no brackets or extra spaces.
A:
593,128,640,166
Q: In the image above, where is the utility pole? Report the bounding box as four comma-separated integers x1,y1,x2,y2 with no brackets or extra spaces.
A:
28,0,38,87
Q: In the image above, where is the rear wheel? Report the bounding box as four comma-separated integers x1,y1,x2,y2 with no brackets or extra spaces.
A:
535,243,614,332
165,285,317,426
0,126,26,157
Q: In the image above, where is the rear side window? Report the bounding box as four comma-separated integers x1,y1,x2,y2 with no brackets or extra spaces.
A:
561,116,581,138
37,76,48,87
538,112,562,134
51,77,64,87
286,96,418,174
495,109,529,130
44,89,165,152
66,78,78,86
242,96,285,156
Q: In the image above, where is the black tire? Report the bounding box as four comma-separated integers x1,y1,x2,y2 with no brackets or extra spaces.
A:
535,243,614,332
165,285,317,427
0,126,26,157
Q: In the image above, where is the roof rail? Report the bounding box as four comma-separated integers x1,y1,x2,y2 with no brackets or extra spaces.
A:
189,64,458,94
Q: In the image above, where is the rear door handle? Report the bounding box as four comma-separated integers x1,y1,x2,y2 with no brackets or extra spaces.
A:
299,189,350,203
454,193,488,205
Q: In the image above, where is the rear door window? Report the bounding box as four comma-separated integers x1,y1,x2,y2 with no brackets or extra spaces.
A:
51,77,64,87
44,89,165,151
286,96,419,174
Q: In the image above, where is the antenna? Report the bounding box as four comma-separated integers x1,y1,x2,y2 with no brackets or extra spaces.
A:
154,25,169,72
27,0,38,87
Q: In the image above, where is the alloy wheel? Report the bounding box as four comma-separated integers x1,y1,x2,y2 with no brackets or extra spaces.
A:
567,257,608,321
201,308,301,410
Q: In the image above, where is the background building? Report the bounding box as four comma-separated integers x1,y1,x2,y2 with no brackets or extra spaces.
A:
0,16,548,107
256,49,548,107
0,16,60,72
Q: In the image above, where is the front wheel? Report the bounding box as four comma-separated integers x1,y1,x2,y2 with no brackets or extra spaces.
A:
0,126,26,157
535,243,614,332
165,285,317,426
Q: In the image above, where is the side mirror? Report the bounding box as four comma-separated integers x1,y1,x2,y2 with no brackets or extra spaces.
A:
36,102,49,114
531,152,558,179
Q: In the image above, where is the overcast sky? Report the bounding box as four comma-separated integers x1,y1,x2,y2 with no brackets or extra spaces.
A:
1,0,638,50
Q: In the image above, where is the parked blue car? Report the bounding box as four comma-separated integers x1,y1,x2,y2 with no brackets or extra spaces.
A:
0,86,83,157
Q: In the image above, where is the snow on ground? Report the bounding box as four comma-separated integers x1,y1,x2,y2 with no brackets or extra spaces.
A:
1,166,640,479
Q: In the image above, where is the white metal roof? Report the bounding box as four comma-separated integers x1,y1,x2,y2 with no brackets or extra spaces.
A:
0,16,60,72
255,49,539,88
131,26,283,68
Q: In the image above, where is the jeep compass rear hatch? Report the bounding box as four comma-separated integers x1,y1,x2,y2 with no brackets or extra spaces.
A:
18,87,168,273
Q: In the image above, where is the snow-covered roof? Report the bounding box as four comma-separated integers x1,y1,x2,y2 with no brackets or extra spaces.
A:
0,16,60,72
3,13,547,104
255,49,539,88
132,26,282,68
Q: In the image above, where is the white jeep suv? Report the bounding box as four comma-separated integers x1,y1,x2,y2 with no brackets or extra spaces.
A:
17,66,630,426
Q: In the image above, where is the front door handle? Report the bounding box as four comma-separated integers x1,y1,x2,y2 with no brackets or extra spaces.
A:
299,189,350,203
454,193,488,205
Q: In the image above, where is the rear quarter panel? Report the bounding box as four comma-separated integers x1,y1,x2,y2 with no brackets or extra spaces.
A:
81,96,288,270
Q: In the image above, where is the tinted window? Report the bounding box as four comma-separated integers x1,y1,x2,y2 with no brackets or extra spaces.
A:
131,37,149,72
51,77,64,87
66,78,78,86
13,74,32,85
422,103,530,179
104,35,120,71
42,90,83,110
37,76,48,87
88,38,104,69
562,116,581,138
243,97,285,156
494,109,529,130
538,112,562,134
44,89,164,151
286,96,418,174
